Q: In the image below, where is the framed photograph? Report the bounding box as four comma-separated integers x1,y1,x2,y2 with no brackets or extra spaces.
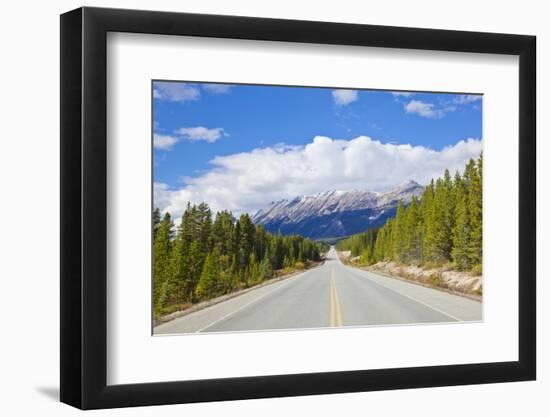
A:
60,7,536,409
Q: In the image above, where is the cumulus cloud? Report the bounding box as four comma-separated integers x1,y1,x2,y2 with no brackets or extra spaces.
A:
155,135,482,220
153,134,179,150
153,82,200,102
203,84,232,94
332,89,358,106
175,126,228,143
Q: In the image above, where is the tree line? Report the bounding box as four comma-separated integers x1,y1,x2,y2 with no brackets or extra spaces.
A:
153,203,324,317
337,155,482,273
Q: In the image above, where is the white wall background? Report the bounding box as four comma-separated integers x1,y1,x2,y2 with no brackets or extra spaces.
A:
0,0,545,415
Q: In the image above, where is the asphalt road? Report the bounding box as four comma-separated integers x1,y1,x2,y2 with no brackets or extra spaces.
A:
154,247,482,335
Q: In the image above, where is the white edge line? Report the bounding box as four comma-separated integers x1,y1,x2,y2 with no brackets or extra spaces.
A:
195,269,312,333
340,261,463,322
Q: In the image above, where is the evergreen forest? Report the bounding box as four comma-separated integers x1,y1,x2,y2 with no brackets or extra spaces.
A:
336,155,482,274
153,204,325,318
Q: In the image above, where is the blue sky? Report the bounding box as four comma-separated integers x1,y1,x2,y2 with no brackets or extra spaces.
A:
153,81,482,218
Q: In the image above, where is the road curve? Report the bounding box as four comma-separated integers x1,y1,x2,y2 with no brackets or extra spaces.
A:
154,247,482,335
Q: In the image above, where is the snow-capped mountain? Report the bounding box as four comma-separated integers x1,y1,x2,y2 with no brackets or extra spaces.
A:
252,180,424,239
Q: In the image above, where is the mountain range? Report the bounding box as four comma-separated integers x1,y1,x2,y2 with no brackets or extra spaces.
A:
252,180,424,239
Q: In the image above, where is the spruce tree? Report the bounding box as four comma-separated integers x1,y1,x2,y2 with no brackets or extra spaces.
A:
169,204,194,303
196,202,213,259
254,225,267,262
259,252,274,280
248,253,261,285
467,155,483,267
153,207,161,239
392,201,406,262
452,188,471,270
420,179,434,263
186,240,203,302
374,225,386,262
442,169,455,256
212,210,234,256
153,212,173,314
384,219,394,261
424,178,452,264
404,196,423,264
238,213,256,264
196,251,221,299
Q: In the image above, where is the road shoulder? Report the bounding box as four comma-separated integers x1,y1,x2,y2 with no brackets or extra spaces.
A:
340,262,483,322
154,261,325,327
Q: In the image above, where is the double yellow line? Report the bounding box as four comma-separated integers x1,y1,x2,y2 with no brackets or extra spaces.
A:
329,266,343,327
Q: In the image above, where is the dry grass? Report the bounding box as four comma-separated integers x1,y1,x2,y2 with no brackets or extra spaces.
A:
427,272,447,289
367,260,482,297
155,302,192,320
471,264,482,276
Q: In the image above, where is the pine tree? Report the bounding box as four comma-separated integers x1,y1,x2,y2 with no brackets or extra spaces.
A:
288,239,295,265
270,235,285,270
424,177,452,264
298,244,305,263
239,213,256,260
383,219,394,260
153,207,161,239
153,212,173,314
403,196,423,264
452,187,471,270
169,204,194,303
254,225,267,262
336,227,379,265
441,169,455,256
212,210,234,256
360,246,373,265
259,252,274,279
229,254,240,289
186,240,203,302
248,253,261,285
467,155,483,267
196,251,221,299
196,202,213,259
392,201,406,262
420,179,434,262
374,225,386,262
283,255,291,269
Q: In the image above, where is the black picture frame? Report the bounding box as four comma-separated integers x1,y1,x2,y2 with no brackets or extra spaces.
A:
60,6,536,410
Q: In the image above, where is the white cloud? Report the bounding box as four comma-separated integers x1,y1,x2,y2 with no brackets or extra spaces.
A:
153,134,178,150
404,100,445,118
454,94,482,104
154,182,173,209
175,126,228,143
155,135,482,220
153,82,200,102
203,84,232,94
332,89,358,106
403,94,482,118
391,92,414,97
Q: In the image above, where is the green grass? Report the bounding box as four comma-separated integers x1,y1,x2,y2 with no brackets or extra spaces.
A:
471,264,482,276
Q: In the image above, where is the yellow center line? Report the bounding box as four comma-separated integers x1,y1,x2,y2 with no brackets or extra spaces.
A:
329,266,343,327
